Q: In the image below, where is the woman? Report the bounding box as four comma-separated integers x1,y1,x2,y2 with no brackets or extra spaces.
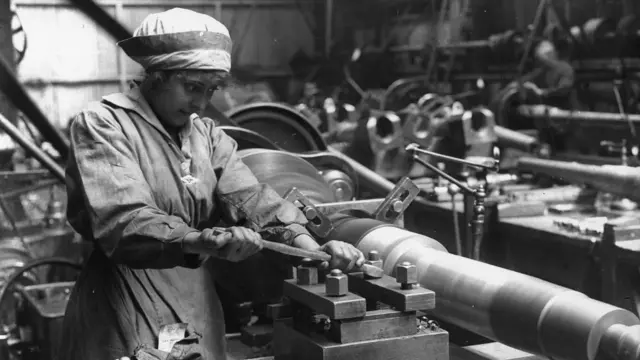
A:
59,8,364,360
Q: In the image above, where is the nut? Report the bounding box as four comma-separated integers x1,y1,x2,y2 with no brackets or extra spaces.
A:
297,260,318,285
367,251,383,269
326,269,348,297
396,261,418,289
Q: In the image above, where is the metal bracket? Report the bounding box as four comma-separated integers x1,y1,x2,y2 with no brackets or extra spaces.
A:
373,177,420,223
284,187,334,238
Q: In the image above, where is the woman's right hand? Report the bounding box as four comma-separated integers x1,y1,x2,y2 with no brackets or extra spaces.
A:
196,226,263,262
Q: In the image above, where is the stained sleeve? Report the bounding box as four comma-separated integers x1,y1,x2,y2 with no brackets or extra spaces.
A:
209,124,312,243
67,107,200,269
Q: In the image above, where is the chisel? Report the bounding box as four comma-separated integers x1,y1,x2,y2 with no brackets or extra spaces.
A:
211,227,384,278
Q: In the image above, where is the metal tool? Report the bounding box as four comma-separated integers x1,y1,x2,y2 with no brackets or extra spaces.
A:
372,177,420,223
407,143,499,259
284,187,334,238
264,242,384,279
211,227,384,278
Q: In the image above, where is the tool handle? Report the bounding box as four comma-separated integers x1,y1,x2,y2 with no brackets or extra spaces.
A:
211,226,335,263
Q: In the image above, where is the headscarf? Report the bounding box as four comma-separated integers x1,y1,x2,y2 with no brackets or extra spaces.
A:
117,8,232,72
534,40,558,62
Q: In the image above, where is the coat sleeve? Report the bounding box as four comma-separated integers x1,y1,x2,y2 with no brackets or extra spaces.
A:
208,124,312,243
545,62,575,98
66,106,200,269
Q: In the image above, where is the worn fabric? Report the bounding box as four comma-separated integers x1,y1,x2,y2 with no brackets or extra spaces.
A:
58,84,310,360
117,8,232,71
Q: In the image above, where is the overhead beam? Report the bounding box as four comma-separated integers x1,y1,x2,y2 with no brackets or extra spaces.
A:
0,0,16,125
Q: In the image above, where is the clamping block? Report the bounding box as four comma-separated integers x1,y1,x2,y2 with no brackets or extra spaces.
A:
328,309,416,344
282,280,366,320
347,273,435,312
273,318,449,360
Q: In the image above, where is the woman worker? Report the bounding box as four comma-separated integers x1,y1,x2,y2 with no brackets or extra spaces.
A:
58,8,365,360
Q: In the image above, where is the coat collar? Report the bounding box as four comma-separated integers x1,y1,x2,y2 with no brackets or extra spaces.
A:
101,84,193,141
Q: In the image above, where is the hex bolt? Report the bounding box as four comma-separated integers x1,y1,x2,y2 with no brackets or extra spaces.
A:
326,269,348,297
396,261,418,290
297,258,318,286
366,250,383,269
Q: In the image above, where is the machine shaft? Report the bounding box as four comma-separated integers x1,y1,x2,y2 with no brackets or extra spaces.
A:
517,104,640,123
517,157,640,202
327,217,640,360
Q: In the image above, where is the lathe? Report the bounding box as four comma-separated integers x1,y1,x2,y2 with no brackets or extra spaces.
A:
4,143,640,360
233,148,640,360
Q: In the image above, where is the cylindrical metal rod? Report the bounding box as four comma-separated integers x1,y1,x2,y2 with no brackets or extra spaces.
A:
517,157,640,203
327,147,396,195
437,40,491,50
328,217,640,360
494,126,540,153
517,104,640,123
0,113,65,182
406,143,499,171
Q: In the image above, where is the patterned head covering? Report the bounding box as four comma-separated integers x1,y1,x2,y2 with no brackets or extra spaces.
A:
117,8,232,72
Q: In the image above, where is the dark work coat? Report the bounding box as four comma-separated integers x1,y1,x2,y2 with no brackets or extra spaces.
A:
58,86,310,360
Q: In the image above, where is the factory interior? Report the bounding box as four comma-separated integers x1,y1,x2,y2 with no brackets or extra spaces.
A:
2,0,640,359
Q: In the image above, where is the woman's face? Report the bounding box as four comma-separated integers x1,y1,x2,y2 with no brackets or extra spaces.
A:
148,71,226,129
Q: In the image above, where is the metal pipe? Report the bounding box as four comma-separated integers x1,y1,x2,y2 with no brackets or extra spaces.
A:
327,146,396,195
517,157,640,203
327,217,640,360
517,104,640,123
0,113,65,182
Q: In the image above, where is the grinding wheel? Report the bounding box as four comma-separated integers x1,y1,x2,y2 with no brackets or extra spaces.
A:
226,102,327,153
238,149,336,204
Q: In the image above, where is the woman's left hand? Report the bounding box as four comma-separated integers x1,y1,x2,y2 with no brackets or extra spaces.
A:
319,240,365,271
